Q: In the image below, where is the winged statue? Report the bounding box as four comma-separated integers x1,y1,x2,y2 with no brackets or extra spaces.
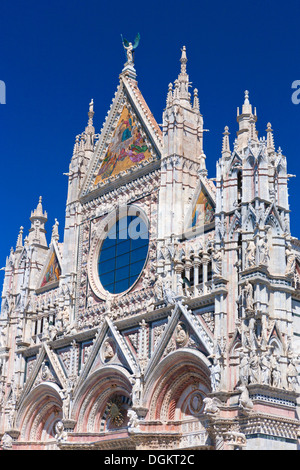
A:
121,33,140,64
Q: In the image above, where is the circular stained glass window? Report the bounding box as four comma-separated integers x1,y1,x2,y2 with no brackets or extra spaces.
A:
98,213,149,295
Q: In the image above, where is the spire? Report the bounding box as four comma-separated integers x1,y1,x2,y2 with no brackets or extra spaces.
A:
84,99,95,151
266,122,275,154
166,83,173,107
51,218,59,243
193,88,200,113
28,197,48,247
180,45,188,75
15,226,24,252
236,90,258,150
222,126,231,158
177,46,191,105
242,90,252,114
30,196,47,220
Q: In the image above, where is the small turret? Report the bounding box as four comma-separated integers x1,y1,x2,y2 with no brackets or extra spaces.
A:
236,90,258,150
28,197,48,247
222,126,231,159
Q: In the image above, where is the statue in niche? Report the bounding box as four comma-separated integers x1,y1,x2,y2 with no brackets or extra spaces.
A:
286,359,299,391
49,321,57,341
212,248,223,276
175,322,188,347
209,356,221,392
285,243,296,275
0,324,7,348
260,350,272,385
245,240,256,268
258,235,270,266
239,351,250,385
243,280,254,312
154,274,164,301
249,350,260,384
271,355,282,388
162,278,177,305
105,292,114,313
103,339,115,362
62,306,71,335
60,388,71,420
248,317,257,351
41,361,51,381
130,375,142,406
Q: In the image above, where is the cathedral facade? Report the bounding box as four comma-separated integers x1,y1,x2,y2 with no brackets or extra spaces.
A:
0,45,300,451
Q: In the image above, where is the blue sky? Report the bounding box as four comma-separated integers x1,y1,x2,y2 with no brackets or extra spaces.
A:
1,0,300,286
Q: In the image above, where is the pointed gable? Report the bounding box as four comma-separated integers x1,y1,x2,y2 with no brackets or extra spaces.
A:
81,72,162,199
94,103,153,185
36,241,62,292
185,176,215,231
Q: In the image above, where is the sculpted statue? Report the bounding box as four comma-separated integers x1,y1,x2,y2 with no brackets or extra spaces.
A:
286,359,299,391
271,355,282,388
1,433,13,450
154,274,164,301
285,243,296,275
237,385,253,412
54,420,67,442
245,240,256,268
130,375,142,406
127,409,140,429
203,397,221,415
175,323,188,347
258,235,269,266
209,356,222,392
243,280,254,312
249,350,260,384
260,350,272,385
212,248,223,276
121,33,140,64
105,292,114,313
0,323,7,348
103,339,115,362
239,351,250,385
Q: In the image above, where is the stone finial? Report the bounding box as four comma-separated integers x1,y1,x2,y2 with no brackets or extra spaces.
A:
16,226,24,251
266,122,275,153
242,90,252,114
85,99,95,151
177,46,191,104
51,218,59,243
166,82,173,107
180,45,188,73
222,126,231,158
28,196,48,247
30,196,47,221
193,88,200,112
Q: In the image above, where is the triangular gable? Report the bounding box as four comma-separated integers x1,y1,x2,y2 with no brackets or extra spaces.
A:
36,241,62,292
185,178,215,231
228,151,243,172
74,316,139,396
81,74,162,199
94,104,153,185
144,300,214,383
17,343,67,410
